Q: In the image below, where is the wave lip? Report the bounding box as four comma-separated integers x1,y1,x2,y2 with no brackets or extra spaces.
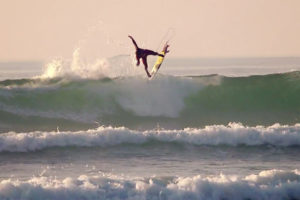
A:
0,169,299,200
1,123,300,152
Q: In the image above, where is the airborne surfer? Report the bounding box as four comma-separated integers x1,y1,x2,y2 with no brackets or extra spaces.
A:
128,35,167,77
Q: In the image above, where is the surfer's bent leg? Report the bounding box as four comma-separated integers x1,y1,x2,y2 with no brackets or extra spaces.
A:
144,49,161,57
136,56,140,66
142,57,151,77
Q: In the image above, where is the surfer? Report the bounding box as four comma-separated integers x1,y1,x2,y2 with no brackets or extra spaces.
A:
128,35,165,77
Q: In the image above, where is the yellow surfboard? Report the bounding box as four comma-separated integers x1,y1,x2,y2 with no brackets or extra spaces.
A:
150,52,165,77
150,43,169,77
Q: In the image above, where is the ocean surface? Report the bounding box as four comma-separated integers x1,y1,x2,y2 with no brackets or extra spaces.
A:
0,56,300,200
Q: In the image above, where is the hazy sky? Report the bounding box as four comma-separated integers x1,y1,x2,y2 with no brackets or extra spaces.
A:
1,0,300,61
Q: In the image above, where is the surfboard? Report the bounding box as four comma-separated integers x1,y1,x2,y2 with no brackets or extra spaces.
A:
150,43,168,78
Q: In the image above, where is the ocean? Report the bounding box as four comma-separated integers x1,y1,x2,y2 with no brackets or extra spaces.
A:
0,56,300,200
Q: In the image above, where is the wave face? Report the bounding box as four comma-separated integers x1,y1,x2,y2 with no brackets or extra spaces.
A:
0,170,299,200
1,71,300,131
1,123,300,152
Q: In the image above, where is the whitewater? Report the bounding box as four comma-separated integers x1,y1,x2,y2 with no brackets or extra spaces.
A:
1,54,300,200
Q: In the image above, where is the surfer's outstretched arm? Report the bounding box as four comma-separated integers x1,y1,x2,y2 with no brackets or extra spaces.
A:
128,35,139,50
142,57,151,77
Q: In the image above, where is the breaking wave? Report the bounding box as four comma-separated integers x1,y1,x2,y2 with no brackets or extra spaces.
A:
1,123,300,152
1,71,300,131
0,169,299,200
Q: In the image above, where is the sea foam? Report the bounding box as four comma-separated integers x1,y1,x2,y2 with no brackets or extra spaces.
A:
1,123,300,152
0,169,299,200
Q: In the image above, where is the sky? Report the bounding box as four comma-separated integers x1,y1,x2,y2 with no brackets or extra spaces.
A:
1,0,300,61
